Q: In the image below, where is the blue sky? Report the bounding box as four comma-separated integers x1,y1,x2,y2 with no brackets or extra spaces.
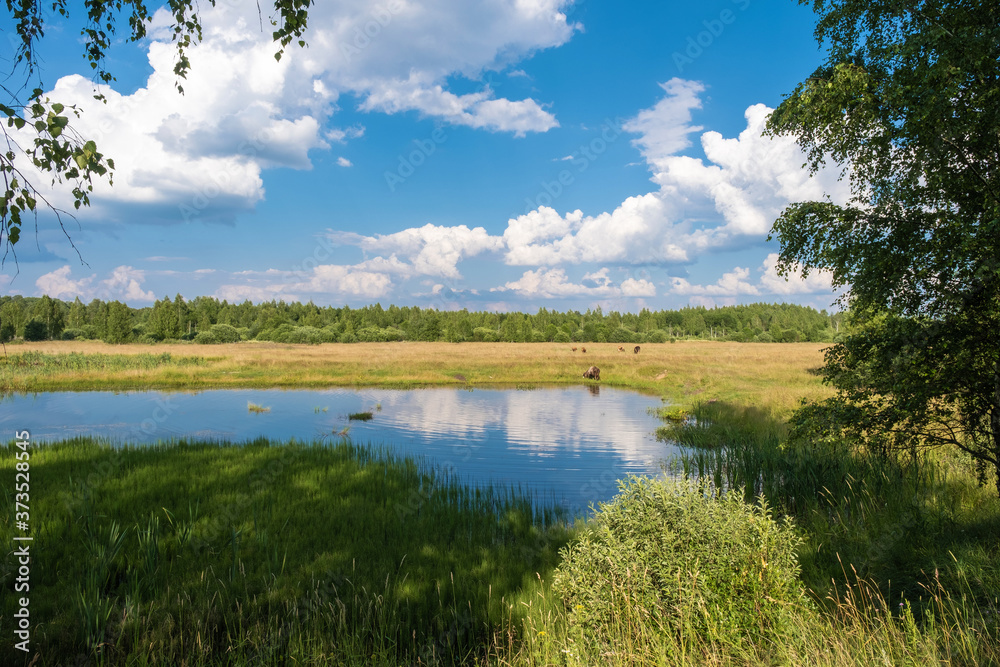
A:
3,0,848,312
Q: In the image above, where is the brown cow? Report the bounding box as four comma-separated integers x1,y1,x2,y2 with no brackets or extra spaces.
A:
581,346,587,353
582,365,600,380
618,346,625,352
571,347,577,352
634,345,641,354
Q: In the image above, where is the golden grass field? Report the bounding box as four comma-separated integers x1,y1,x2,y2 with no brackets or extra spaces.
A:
3,340,833,414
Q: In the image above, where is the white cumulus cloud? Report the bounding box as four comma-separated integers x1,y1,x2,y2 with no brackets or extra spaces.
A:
336,223,504,279
758,253,836,295
493,267,655,299
35,266,95,300
35,265,155,302
669,254,836,301
21,0,578,223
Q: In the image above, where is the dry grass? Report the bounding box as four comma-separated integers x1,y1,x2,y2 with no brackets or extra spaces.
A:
4,340,831,414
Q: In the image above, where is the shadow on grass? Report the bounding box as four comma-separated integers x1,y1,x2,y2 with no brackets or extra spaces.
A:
0,437,574,666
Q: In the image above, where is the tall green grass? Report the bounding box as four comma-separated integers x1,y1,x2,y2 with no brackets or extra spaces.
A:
0,437,572,666
658,401,1000,618
0,352,210,393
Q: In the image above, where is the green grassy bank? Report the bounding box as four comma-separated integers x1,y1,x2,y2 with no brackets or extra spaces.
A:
0,437,571,666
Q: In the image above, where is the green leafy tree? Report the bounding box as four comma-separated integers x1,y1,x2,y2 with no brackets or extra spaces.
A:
36,294,64,340
23,318,47,341
89,299,109,339
767,0,1000,494
68,297,87,328
104,301,132,344
2,0,315,261
0,299,27,338
150,296,181,340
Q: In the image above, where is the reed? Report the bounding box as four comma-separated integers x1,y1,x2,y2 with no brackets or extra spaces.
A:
0,437,573,665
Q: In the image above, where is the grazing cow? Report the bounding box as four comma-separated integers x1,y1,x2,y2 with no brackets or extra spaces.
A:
582,365,601,381
571,347,577,352
634,345,641,354
581,347,587,353
618,346,625,352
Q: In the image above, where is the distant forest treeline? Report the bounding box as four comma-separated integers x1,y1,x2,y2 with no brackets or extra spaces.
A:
0,294,845,345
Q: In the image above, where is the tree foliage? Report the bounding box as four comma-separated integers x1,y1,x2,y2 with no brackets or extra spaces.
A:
2,0,314,263
0,293,842,345
767,0,1000,493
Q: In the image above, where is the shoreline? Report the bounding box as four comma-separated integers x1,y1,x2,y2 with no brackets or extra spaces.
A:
1,340,832,412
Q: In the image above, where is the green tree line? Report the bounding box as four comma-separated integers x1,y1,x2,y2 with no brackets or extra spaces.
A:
0,294,845,345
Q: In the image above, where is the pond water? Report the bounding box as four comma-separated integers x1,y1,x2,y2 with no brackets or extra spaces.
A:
4,386,676,514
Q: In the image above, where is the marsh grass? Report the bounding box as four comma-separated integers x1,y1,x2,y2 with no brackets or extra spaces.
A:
509,567,999,666
246,402,270,414
0,437,573,666
660,402,1000,628
0,350,210,393
2,341,832,412
348,411,374,421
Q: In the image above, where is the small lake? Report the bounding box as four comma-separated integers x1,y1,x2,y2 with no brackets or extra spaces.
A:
4,386,675,515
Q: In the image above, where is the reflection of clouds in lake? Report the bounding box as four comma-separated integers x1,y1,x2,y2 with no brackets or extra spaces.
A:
502,390,663,468
355,387,664,468
372,388,504,441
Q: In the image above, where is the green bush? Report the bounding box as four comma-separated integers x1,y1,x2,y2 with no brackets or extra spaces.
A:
553,477,806,652
355,326,384,342
354,326,404,342
553,331,571,343
472,327,498,342
60,328,86,341
24,319,48,341
645,329,668,343
608,327,639,343
193,331,218,344
209,323,241,343
272,325,323,344
255,323,296,342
